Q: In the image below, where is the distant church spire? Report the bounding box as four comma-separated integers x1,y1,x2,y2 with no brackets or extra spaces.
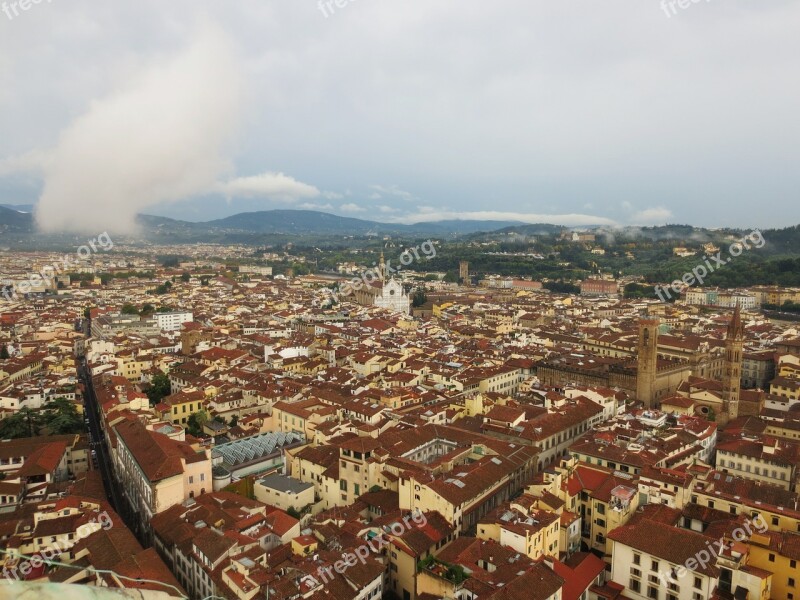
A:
379,251,386,281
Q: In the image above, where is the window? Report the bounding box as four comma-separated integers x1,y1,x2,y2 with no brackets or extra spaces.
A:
790,578,796,588
773,517,780,526
629,579,641,593
647,586,659,599
339,480,347,492
769,553,775,562
651,560,659,572
633,553,641,565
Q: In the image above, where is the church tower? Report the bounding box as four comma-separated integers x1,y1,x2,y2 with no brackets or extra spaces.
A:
723,305,744,421
378,251,387,281
636,317,660,408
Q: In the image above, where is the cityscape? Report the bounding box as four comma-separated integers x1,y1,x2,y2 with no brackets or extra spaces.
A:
2,3,800,600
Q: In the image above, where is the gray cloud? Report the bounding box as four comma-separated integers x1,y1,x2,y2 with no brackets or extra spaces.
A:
1,1,799,228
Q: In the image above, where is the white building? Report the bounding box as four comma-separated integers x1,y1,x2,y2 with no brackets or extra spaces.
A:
374,278,410,315
154,311,194,331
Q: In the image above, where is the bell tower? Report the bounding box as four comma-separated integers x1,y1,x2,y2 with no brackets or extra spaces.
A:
637,317,660,408
722,305,744,421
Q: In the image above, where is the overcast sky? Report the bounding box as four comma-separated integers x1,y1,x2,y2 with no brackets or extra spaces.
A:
1,0,799,232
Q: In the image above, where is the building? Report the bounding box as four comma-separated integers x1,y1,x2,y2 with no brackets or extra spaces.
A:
111,419,212,540
637,317,659,408
608,517,770,600
253,473,314,513
154,311,194,332
581,278,619,298
722,306,744,423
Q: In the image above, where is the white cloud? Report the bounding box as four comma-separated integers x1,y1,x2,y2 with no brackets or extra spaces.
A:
297,202,334,211
391,209,615,226
369,184,415,201
0,150,50,177
339,203,365,213
630,207,672,225
217,172,320,201
34,22,242,233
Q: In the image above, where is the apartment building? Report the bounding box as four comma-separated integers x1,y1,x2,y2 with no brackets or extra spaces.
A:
112,419,212,540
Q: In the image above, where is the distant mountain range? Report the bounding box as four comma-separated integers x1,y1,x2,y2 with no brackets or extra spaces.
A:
1,206,797,251
0,206,541,239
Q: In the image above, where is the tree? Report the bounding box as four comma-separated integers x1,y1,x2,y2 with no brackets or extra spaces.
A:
443,271,459,283
0,407,44,439
412,288,428,308
180,272,191,282
229,415,239,428
42,398,83,435
121,303,139,315
186,409,209,437
140,304,155,316
154,281,173,295
0,345,9,360
145,373,171,405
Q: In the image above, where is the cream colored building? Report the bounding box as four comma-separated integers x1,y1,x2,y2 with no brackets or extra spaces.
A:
112,419,212,541
253,473,314,513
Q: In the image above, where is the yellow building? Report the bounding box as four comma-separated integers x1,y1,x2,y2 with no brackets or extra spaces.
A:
748,530,800,600
477,504,560,560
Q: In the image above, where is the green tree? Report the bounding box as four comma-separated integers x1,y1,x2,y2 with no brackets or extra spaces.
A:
229,415,239,427
145,373,172,405
186,409,209,437
0,407,44,439
443,271,459,283
43,398,83,435
412,288,428,308
121,303,139,315
181,272,191,282
0,345,9,360
154,281,173,295
140,303,155,316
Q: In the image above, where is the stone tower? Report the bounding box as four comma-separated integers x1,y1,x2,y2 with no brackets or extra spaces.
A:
636,317,660,408
723,305,744,421
460,261,470,284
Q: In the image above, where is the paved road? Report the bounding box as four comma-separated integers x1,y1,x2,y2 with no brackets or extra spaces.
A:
79,360,124,513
